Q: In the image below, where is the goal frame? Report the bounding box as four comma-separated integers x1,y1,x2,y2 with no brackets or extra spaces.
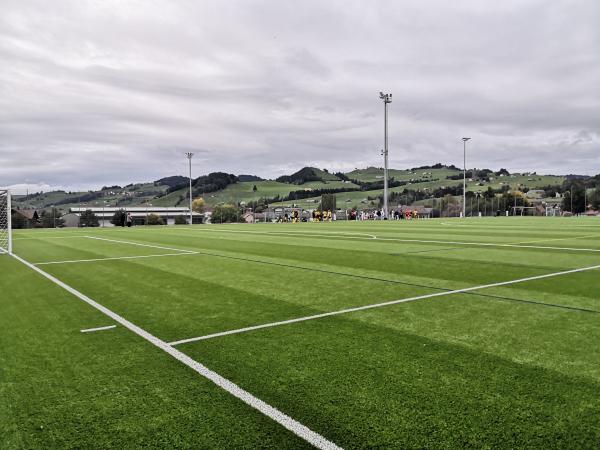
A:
0,189,12,255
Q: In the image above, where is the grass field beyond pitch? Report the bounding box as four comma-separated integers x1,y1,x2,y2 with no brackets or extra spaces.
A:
2,217,600,448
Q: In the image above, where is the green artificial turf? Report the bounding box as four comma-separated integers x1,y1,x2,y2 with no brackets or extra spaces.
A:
2,217,600,448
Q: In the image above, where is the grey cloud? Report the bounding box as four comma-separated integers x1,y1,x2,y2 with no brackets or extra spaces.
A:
0,0,599,191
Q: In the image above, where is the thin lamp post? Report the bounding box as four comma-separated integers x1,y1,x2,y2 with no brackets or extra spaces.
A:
462,137,470,218
185,152,194,225
570,186,573,213
379,92,392,219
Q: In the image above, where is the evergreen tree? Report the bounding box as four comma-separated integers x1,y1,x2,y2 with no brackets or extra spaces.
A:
80,209,99,227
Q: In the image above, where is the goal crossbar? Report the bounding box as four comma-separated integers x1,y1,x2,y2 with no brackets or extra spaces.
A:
0,190,12,255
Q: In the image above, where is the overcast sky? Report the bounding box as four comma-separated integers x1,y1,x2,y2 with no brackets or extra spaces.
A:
1,0,599,191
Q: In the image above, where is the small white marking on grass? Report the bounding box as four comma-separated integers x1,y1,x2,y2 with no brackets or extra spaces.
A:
35,252,197,266
80,325,117,333
85,236,197,253
11,253,340,450
169,263,600,345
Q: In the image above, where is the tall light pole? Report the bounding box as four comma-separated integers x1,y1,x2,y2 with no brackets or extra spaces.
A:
570,185,573,213
379,92,392,219
462,138,470,218
185,152,194,225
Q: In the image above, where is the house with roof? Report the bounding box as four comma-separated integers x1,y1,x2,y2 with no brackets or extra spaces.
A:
12,209,39,228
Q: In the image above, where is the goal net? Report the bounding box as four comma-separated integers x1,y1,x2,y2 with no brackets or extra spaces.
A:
0,190,12,255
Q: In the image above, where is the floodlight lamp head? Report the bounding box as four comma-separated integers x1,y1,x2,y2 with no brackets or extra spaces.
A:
462,137,471,142
379,92,392,103
185,152,194,159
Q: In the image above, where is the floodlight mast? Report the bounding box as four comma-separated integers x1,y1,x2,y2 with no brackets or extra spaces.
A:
462,137,471,218
185,152,194,225
379,92,392,219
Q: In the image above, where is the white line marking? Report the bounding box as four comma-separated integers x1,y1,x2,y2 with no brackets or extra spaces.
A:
372,237,600,253
81,325,117,333
440,222,466,226
190,228,378,240
169,263,600,346
512,234,598,245
14,236,91,241
164,227,600,253
35,252,197,266
85,236,197,253
11,253,340,450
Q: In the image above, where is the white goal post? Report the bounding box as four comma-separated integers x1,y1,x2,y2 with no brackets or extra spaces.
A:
0,190,12,255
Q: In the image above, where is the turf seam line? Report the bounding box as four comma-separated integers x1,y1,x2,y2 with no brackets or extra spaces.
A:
75,235,456,291
80,235,600,315
11,253,341,450
168,263,600,345
80,325,117,333
75,234,600,315
469,292,600,314
116,244,595,315
34,252,198,265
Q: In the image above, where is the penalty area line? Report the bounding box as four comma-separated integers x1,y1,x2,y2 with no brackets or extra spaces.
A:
167,228,600,253
34,252,198,266
180,227,378,240
11,252,340,450
84,236,197,254
169,262,600,346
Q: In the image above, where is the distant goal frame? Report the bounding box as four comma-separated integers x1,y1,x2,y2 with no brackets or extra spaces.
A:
0,189,12,255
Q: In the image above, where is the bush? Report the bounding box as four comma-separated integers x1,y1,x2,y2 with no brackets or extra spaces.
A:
146,213,164,225
212,204,240,223
174,215,188,225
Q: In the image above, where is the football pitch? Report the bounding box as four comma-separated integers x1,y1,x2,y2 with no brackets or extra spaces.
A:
2,217,600,448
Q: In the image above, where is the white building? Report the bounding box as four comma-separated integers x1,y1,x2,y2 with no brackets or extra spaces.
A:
69,206,203,227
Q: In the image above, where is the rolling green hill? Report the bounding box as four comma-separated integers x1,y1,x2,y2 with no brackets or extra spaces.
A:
13,165,567,213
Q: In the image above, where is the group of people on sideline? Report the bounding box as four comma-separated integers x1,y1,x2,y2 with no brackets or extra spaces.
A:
274,208,423,223
348,208,420,220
